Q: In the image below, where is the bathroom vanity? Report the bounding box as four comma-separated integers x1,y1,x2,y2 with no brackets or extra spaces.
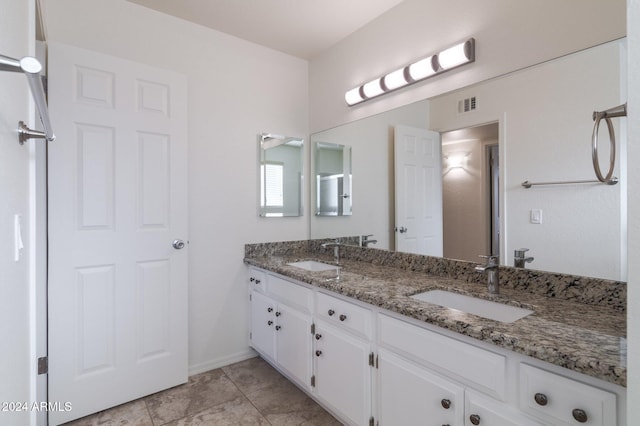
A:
244,241,626,426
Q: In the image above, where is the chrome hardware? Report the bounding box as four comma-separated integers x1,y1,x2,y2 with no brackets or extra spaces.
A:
572,409,588,423
475,255,499,294
315,350,322,357
275,325,281,331
315,333,322,340
441,399,451,409
267,320,273,326
328,309,335,316
395,226,408,233
534,393,548,406
361,234,377,247
339,314,347,322
267,307,273,313
249,277,255,282
172,239,186,249
254,279,261,284
592,103,625,183
321,239,342,264
514,248,534,268
275,311,281,317
341,193,350,199
469,414,481,425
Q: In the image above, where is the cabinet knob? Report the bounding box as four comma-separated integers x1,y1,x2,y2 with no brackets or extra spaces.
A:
534,393,548,406
255,279,261,284
469,414,481,425
267,320,273,326
328,309,335,316
315,333,322,340
315,350,322,357
267,307,273,313
572,409,588,423
275,325,281,331
339,314,347,321
275,311,281,317
249,277,255,282
440,399,451,409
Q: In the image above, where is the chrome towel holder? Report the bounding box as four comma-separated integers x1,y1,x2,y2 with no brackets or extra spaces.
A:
0,53,55,144
522,102,626,189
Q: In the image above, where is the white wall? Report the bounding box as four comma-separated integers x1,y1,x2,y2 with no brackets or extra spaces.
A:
0,1,35,425
310,100,429,249
44,0,309,373
626,0,640,421
430,42,624,280
309,0,626,133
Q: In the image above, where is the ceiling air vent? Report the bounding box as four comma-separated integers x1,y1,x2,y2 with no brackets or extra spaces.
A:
458,96,477,113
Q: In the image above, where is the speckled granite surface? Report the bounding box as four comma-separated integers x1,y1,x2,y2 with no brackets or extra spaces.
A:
245,240,626,387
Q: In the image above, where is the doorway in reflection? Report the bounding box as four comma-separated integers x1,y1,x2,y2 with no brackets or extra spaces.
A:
441,122,499,262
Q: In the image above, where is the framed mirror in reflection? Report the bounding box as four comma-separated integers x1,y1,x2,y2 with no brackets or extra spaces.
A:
258,133,304,217
314,142,352,216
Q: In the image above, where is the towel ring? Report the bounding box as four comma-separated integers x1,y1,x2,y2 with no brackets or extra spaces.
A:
591,113,615,183
591,103,626,183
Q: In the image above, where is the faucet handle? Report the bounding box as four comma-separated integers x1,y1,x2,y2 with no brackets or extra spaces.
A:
514,248,529,257
478,255,499,265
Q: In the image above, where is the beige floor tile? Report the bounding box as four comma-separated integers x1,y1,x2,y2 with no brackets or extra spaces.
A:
222,356,287,395
163,395,270,426
61,399,153,426
144,369,243,425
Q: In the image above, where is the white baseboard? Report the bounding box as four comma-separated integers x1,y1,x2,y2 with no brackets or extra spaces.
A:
188,348,258,376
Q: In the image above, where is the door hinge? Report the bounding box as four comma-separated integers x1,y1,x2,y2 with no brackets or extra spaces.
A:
37,356,48,375
369,416,375,426
311,323,315,334
375,354,379,369
249,293,252,301
311,375,316,387
249,332,252,340
368,352,375,367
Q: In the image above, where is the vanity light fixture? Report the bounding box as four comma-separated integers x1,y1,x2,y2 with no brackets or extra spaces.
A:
344,38,475,106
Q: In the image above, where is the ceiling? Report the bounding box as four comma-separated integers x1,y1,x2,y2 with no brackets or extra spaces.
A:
126,0,405,59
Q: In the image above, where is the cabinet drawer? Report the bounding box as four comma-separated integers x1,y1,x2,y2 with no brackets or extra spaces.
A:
248,267,266,292
466,390,544,426
267,274,312,312
519,364,616,426
316,291,372,338
379,314,506,400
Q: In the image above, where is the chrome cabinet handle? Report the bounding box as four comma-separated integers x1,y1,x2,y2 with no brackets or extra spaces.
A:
267,307,273,313
267,320,273,326
339,314,347,321
469,414,480,425
572,409,588,423
315,334,322,340
315,350,322,357
395,226,408,233
534,393,548,406
441,399,451,409
275,311,281,317
172,239,185,249
328,309,335,316
275,325,281,331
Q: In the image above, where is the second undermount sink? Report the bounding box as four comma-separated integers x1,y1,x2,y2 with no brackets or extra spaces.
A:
287,260,339,272
410,290,533,323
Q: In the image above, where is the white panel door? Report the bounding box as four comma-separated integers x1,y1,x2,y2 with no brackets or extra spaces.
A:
47,42,188,424
394,125,443,256
275,303,312,388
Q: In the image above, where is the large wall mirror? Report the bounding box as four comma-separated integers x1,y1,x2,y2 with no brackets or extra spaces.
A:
258,133,304,217
310,39,626,281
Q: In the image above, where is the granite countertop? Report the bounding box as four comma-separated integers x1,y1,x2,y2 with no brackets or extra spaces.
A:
244,252,626,387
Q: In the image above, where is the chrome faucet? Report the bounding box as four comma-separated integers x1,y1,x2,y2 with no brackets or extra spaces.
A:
361,234,377,247
321,239,342,264
475,255,499,294
514,248,534,268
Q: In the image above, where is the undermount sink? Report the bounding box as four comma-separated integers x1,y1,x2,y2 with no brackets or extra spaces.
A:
287,260,339,272
410,290,533,323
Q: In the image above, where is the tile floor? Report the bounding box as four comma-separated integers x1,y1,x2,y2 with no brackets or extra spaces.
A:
62,356,342,426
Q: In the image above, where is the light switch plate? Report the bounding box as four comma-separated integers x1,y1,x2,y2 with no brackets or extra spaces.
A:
530,209,542,224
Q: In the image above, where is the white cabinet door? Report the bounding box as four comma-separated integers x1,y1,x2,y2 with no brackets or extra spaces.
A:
377,349,464,426
250,291,276,359
314,321,371,426
466,390,543,426
276,303,312,387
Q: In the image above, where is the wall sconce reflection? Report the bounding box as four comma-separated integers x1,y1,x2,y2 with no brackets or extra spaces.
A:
445,153,469,170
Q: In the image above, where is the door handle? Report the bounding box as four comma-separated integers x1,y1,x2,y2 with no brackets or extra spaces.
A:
172,239,186,250
395,226,408,233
